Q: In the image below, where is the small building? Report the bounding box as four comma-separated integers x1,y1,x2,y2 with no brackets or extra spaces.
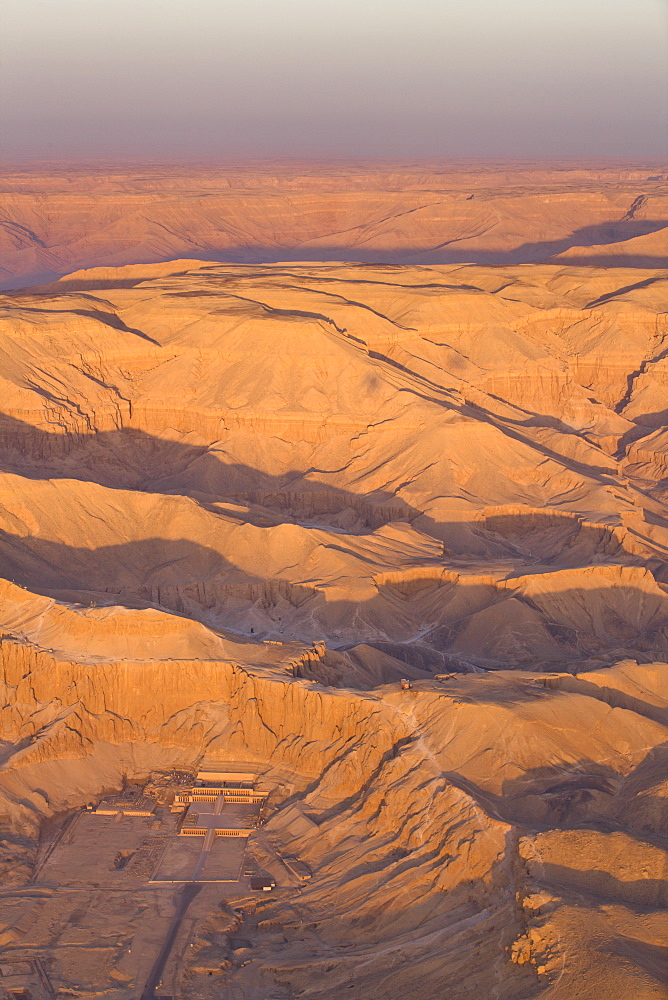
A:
196,769,256,784
282,856,311,881
250,875,275,891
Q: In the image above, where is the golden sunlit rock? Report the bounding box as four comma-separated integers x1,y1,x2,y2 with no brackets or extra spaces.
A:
0,250,666,997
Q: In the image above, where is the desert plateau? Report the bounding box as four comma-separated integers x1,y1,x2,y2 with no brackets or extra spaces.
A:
0,164,667,999
1,163,667,290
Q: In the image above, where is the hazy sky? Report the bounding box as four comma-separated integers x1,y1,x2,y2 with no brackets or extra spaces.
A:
1,0,666,160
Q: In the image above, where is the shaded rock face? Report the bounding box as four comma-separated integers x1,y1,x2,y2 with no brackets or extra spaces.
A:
0,257,666,999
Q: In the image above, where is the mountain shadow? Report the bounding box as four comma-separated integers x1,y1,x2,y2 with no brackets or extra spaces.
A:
1,520,667,676
1,217,667,291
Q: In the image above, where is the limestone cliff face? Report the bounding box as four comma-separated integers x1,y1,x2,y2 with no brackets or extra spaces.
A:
0,634,405,793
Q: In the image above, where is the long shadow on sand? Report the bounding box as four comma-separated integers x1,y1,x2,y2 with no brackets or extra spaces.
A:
1,412,666,547
0,414,666,672
0,393,643,508
1,514,667,674
2,217,667,292
442,746,668,844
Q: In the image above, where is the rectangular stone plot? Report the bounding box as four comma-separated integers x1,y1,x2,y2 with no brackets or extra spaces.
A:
151,835,246,883
38,814,157,886
152,836,203,882
200,838,246,881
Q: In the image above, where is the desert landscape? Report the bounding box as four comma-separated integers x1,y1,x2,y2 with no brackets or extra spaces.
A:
0,164,667,998
1,163,666,290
